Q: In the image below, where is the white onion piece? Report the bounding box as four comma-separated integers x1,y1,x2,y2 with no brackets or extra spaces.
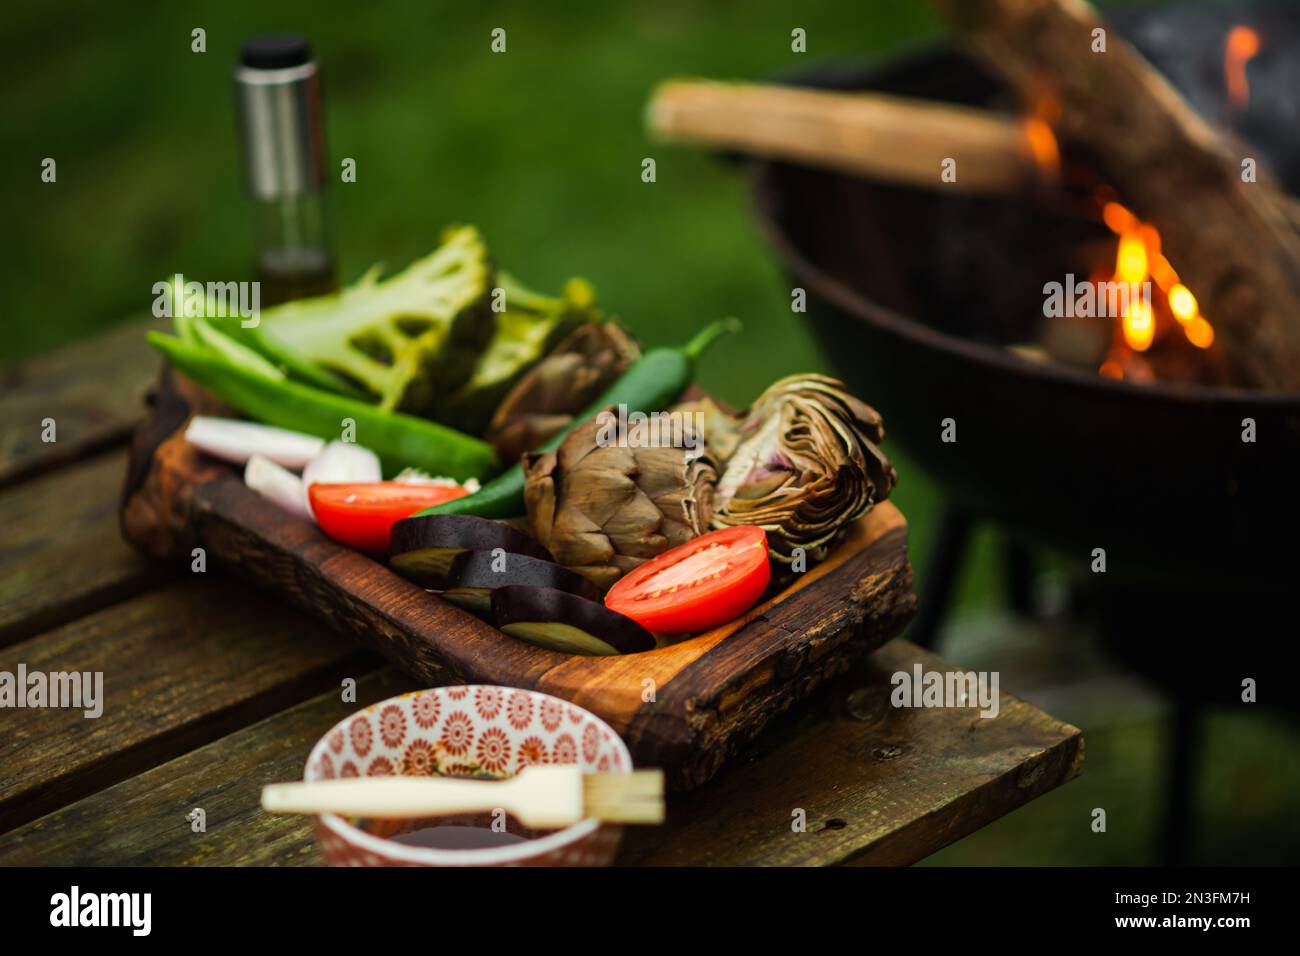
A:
302,441,382,489
393,467,479,492
244,455,312,520
186,417,324,469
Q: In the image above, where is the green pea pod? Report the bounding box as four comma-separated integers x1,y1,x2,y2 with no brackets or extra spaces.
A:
148,331,498,481
407,317,740,521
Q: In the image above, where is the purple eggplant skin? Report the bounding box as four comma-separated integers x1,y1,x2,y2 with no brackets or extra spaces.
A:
442,550,601,617
445,550,601,606
490,586,656,656
389,514,553,587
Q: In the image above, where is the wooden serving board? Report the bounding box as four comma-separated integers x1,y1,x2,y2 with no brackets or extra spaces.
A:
120,368,917,789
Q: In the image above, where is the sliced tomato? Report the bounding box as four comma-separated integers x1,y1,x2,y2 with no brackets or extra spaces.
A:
308,482,470,554
604,526,770,634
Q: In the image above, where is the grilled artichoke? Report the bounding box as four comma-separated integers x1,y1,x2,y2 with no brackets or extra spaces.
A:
522,413,716,590
668,396,744,462
711,374,895,563
487,322,640,463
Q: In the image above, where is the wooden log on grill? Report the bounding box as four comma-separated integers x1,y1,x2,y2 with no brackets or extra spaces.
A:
933,0,1300,392
648,80,1047,196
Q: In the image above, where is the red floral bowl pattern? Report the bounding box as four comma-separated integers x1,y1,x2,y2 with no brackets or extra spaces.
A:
305,685,631,866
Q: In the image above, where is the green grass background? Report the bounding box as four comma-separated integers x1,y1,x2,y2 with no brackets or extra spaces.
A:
0,0,1000,611
3,0,1294,865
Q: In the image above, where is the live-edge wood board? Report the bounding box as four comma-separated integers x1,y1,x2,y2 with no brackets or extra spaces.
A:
120,369,917,789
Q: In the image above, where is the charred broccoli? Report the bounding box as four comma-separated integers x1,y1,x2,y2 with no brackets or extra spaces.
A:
253,225,493,415
435,273,601,434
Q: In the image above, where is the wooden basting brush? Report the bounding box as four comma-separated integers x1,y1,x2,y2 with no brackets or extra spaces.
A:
262,766,665,828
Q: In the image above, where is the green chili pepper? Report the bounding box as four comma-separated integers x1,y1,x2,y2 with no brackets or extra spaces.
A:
148,332,498,481
408,317,740,521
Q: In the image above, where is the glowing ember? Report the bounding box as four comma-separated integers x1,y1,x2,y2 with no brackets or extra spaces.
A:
1224,26,1261,110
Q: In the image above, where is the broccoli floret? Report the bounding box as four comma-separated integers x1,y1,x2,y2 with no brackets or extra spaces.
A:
253,225,493,414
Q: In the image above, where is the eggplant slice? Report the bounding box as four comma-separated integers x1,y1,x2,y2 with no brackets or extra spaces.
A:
442,550,602,616
490,586,655,656
390,514,553,587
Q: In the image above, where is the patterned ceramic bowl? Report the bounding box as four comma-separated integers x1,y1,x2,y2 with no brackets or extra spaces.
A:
305,685,631,866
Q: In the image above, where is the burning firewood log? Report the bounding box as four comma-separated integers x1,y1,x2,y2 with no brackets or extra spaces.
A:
932,0,1300,393
648,79,1048,196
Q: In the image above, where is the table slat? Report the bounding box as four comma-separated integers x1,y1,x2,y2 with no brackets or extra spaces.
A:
617,640,1083,866
0,640,1081,866
0,577,379,833
0,449,168,647
0,316,158,489
0,671,417,866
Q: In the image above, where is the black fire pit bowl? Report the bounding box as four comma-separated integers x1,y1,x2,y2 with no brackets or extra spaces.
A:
751,44,1300,591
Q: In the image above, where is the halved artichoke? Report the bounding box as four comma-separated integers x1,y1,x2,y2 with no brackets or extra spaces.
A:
522,413,716,591
710,374,895,563
668,396,744,462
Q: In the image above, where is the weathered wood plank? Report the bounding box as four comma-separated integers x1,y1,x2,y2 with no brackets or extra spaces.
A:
0,671,417,866
616,639,1084,866
0,577,379,833
0,640,1081,867
0,316,159,489
0,449,168,647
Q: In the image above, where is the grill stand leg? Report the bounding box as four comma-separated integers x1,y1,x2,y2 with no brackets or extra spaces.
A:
1160,698,1201,866
907,506,973,650
1002,539,1034,615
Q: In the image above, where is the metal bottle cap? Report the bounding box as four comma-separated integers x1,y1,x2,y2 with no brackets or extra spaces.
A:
234,35,327,201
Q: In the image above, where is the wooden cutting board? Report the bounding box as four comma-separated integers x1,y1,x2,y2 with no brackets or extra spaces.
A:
120,368,917,789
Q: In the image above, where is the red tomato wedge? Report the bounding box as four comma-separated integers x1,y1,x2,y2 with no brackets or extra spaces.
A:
308,482,470,554
604,526,770,634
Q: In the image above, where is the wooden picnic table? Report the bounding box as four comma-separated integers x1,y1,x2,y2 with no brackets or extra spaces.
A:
0,318,1083,866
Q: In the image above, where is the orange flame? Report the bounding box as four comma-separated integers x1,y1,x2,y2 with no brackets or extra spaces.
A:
1023,117,1061,176
1022,91,1062,178
1168,284,1197,323
1225,26,1261,109
1101,201,1135,234
1097,199,1216,377
1122,300,1155,352
1116,233,1148,284
1186,316,1215,349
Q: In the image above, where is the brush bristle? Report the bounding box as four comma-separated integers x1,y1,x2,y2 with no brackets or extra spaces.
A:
583,770,665,824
